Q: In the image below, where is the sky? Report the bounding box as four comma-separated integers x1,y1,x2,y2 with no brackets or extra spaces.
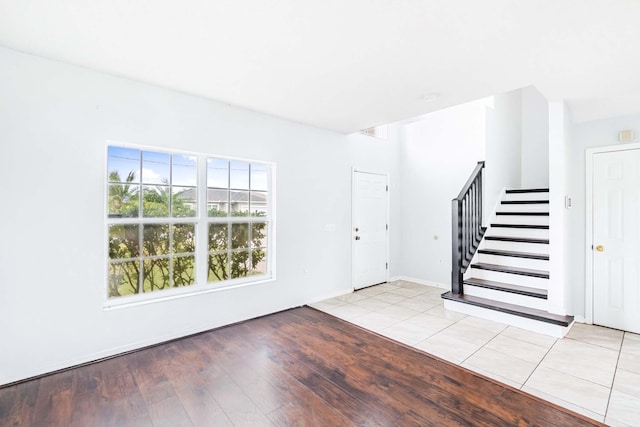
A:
107,146,268,191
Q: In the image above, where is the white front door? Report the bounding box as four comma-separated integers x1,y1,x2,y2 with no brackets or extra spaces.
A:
593,148,640,333
352,170,389,290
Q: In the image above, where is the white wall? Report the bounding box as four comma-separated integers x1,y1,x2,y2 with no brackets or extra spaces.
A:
566,114,640,319
398,99,489,285
547,102,571,315
521,86,549,188
484,90,523,218
346,125,403,279
0,47,401,385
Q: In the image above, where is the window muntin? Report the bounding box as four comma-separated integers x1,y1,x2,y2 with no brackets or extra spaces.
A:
106,145,272,303
206,158,270,283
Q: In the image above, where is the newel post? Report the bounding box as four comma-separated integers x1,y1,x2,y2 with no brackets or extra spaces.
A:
451,199,463,294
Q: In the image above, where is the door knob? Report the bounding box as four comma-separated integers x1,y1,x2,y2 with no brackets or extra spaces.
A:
354,227,359,232
354,236,360,240
596,245,604,252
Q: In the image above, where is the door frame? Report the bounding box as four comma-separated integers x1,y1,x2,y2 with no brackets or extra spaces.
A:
585,142,640,324
351,167,390,290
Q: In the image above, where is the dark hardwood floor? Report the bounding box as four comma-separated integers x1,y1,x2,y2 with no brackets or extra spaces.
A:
0,307,604,426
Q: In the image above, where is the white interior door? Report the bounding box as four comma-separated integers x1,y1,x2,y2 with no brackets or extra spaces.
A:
593,148,640,333
352,170,389,290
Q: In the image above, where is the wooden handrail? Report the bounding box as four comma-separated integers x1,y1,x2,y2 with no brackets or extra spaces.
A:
451,161,486,295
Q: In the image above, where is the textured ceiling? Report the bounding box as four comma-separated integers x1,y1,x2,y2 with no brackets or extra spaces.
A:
1,0,639,133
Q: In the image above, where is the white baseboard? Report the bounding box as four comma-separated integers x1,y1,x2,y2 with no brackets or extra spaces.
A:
2,311,274,386
389,276,449,291
574,315,587,324
1,297,316,387
306,288,353,304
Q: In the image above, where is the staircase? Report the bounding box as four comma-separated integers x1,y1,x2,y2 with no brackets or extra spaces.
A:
442,188,574,338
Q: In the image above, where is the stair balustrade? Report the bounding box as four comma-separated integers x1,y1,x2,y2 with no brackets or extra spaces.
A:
451,161,485,294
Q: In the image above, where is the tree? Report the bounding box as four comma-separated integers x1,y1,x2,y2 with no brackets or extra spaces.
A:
109,170,266,298
108,223,140,297
207,218,267,281
108,171,138,217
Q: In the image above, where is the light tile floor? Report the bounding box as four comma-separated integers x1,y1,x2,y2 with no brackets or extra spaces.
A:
310,280,640,426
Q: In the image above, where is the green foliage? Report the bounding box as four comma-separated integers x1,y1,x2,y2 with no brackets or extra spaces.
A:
108,169,267,299
207,221,267,281
108,171,139,217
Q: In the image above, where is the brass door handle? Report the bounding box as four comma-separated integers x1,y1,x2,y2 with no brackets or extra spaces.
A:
596,245,604,252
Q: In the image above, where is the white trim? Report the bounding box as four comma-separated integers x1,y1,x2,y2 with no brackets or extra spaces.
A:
352,167,390,176
104,278,276,310
574,315,587,324
306,288,354,305
389,275,448,290
351,168,390,290
585,142,640,325
104,141,276,308
3,296,292,387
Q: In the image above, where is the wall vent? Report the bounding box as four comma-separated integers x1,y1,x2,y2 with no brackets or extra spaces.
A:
360,125,388,139
618,130,635,142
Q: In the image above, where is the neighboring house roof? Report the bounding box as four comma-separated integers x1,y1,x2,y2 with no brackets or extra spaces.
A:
176,188,267,204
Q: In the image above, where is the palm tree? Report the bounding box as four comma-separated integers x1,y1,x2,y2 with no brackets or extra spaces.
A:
108,170,138,217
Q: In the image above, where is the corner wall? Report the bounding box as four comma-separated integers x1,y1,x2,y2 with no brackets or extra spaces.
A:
521,86,549,188
547,101,571,315
484,90,523,219
397,99,489,285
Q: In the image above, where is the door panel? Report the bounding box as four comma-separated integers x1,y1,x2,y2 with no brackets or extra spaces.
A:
593,149,640,333
352,171,388,290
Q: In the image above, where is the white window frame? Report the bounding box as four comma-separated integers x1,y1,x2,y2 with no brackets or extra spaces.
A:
104,141,275,309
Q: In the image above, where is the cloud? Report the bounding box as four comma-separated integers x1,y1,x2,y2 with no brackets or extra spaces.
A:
142,168,166,184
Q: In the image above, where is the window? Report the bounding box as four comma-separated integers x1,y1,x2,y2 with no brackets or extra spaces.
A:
106,145,273,304
206,159,269,282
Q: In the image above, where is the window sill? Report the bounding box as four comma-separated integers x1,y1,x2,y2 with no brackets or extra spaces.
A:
103,276,275,311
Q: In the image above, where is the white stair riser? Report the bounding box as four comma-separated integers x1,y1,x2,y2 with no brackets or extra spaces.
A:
463,285,548,311
478,253,549,271
443,300,572,338
499,203,549,213
503,192,549,202
493,215,549,225
487,227,549,239
468,268,549,289
481,240,550,254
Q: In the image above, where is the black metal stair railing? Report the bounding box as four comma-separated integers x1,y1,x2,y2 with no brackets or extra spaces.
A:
451,161,486,294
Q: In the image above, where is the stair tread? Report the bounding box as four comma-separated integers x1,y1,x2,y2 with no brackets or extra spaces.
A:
471,262,550,278
441,292,573,326
505,188,549,194
478,248,549,260
491,223,549,229
501,200,549,205
496,212,549,216
464,278,547,298
485,236,549,244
